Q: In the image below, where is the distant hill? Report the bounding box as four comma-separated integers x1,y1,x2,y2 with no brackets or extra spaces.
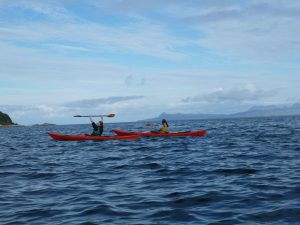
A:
141,112,224,122
231,103,300,118
0,111,15,125
140,103,300,122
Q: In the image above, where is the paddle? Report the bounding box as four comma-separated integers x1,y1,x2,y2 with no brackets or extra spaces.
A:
74,113,116,118
145,122,160,127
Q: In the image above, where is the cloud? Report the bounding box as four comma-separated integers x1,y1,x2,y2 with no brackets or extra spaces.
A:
63,96,145,108
0,22,188,60
182,84,278,103
0,96,152,124
49,44,91,52
2,0,300,61
182,1,300,58
0,0,73,21
103,0,300,60
106,0,233,14
0,104,69,120
124,75,146,86
0,0,190,60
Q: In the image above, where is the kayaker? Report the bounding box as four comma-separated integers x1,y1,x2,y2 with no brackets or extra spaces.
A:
159,119,169,133
89,116,103,136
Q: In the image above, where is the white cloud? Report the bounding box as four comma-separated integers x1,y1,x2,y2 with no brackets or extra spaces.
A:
182,84,278,103
0,97,153,125
100,0,300,60
124,75,146,86
2,0,300,61
0,0,73,21
0,104,69,123
0,20,189,60
181,1,300,59
63,96,145,108
48,44,91,52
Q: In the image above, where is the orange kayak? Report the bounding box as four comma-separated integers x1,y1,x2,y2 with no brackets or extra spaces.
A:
48,132,140,141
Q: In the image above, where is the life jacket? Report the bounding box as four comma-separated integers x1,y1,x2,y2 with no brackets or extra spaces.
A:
92,122,103,136
159,124,168,133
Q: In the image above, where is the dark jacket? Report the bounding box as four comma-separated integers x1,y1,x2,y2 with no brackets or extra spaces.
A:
91,122,103,136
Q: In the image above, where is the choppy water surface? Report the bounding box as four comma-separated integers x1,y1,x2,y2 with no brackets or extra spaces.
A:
0,116,300,224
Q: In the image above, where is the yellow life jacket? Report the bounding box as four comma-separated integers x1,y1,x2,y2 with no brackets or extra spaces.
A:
160,124,168,133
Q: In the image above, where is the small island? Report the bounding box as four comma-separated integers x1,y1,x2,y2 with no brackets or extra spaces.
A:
0,111,18,126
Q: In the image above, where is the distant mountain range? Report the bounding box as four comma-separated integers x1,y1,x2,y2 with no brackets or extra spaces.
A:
140,103,300,121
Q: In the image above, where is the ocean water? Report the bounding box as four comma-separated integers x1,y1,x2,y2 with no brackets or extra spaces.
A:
0,116,300,225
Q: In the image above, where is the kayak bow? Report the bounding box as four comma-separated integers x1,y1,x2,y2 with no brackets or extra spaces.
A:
48,132,140,141
112,129,206,137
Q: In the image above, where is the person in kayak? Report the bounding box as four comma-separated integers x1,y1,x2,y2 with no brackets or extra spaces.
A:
149,119,169,133
89,116,103,136
159,119,169,133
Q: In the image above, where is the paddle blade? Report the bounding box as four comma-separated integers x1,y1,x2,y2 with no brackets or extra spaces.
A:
106,113,115,118
73,113,115,118
146,122,160,126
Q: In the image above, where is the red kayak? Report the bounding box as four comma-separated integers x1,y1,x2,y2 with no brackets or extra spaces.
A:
112,129,206,137
48,132,140,141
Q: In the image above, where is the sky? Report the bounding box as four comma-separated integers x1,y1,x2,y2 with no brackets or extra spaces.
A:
0,0,300,125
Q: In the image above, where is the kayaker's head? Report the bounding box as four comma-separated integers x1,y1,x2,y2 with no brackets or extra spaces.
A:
162,119,168,127
97,121,103,126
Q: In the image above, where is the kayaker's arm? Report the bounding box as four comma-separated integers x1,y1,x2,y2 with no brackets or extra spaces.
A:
146,122,160,127
89,117,97,130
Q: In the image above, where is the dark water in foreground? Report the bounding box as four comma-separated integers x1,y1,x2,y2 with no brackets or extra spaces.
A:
0,116,300,225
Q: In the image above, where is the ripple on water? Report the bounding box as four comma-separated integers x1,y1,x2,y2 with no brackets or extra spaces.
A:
240,207,300,223
80,203,136,217
148,208,197,222
213,168,258,176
